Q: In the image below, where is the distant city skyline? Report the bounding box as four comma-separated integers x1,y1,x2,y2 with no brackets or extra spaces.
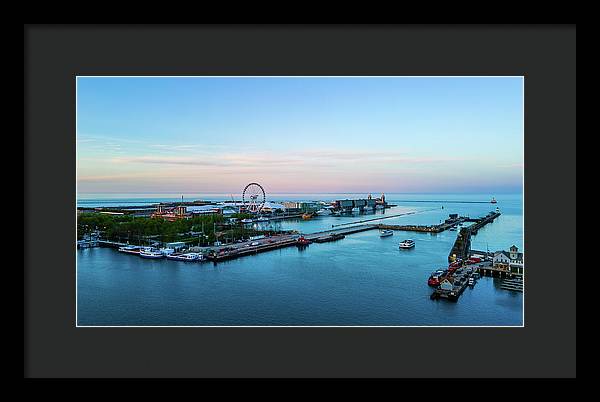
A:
77,76,523,195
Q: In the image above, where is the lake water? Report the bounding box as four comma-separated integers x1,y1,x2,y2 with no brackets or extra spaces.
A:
77,193,523,326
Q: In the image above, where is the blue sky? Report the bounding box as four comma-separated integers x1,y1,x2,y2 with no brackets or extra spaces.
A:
77,76,523,194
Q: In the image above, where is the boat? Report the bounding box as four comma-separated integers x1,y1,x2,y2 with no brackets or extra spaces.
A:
256,216,269,222
399,239,415,249
139,247,164,259
118,245,140,254
448,260,462,271
468,277,475,286
375,204,384,210
166,252,203,262
351,207,360,213
316,207,334,215
302,213,314,220
296,236,311,246
379,229,394,237
428,270,446,287
241,218,253,224
159,248,175,256
491,197,497,204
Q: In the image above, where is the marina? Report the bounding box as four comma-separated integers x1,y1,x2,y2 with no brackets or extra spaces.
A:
77,193,524,325
78,192,523,325
89,205,517,307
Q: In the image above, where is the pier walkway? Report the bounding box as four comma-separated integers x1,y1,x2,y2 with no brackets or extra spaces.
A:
304,224,378,240
448,211,501,263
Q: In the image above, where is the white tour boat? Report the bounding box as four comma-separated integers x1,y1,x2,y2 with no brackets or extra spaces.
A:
399,239,415,249
166,252,203,262
159,248,175,256
139,247,164,259
118,245,140,254
241,218,253,224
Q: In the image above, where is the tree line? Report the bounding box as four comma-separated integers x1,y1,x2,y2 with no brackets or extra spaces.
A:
77,212,275,245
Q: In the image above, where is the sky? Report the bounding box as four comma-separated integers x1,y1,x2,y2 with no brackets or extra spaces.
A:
77,76,523,195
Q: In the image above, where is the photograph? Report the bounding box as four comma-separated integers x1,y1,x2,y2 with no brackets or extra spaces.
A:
76,76,524,327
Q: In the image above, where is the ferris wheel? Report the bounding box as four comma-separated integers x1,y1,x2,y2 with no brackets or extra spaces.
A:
242,182,266,213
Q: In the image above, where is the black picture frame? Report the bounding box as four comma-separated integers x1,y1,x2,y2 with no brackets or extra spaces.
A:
24,24,576,378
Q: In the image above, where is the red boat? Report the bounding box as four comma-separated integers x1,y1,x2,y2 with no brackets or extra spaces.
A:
428,269,446,287
466,257,482,265
296,236,311,246
428,278,439,286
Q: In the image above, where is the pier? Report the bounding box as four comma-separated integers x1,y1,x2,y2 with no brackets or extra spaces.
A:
304,224,379,240
448,211,501,263
376,214,468,233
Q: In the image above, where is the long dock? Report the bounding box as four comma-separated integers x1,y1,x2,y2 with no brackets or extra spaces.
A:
330,207,440,228
448,211,501,263
208,237,300,262
304,224,378,239
377,217,467,233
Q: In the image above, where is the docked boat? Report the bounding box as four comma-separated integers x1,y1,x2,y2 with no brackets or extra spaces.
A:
491,197,497,204
139,248,164,259
468,277,476,286
399,239,415,249
448,260,462,272
166,252,203,262
256,216,269,222
428,269,446,287
379,229,394,237
316,207,334,215
241,218,253,224
302,213,315,220
118,245,140,255
159,248,175,256
296,236,311,246
466,257,482,265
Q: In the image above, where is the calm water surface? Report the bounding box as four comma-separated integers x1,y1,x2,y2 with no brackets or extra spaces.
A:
77,193,523,326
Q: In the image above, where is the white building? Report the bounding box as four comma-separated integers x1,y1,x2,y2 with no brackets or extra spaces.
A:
493,245,524,274
493,245,524,265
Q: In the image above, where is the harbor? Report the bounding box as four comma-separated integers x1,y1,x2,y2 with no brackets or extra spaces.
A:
78,192,523,325
77,192,524,325
82,201,521,306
